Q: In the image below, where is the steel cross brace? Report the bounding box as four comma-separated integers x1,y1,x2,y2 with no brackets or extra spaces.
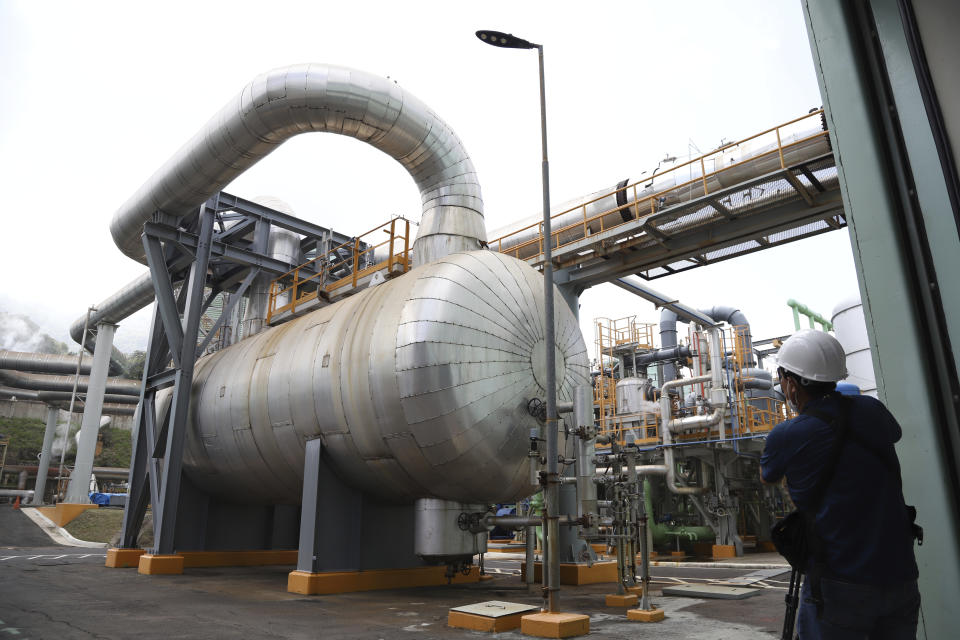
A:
118,199,216,554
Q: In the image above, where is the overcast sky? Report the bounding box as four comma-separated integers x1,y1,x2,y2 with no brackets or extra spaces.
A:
0,0,859,358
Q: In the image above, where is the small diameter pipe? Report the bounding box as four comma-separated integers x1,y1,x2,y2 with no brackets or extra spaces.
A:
573,385,598,538
483,514,582,528
525,524,536,587
0,489,35,498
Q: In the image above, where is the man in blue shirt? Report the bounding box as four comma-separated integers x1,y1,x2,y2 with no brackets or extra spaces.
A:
760,330,920,639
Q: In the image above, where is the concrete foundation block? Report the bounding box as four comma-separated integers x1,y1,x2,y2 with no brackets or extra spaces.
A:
520,612,590,638
138,554,184,575
605,593,638,607
627,608,665,622
105,548,145,568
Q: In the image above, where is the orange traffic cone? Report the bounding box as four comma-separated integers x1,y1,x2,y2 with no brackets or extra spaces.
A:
13,496,21,509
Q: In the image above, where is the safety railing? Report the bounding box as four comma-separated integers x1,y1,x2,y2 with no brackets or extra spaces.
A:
597,412,660,447
266,217,412,323
596,316,657,352
491,110,830,262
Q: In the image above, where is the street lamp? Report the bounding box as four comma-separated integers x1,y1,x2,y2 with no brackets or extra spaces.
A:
476,29,561,614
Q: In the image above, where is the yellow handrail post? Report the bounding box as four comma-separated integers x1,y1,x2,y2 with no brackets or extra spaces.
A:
388,218,395,273
267,280,274,324
352,237,359,288
292,268,299,315
700,157,709,195
403,219,410,271
538,221,544,262
776,127,785,170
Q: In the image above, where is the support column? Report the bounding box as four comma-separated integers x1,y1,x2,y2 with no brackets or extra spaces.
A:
31,405,59,505
65,321,117,503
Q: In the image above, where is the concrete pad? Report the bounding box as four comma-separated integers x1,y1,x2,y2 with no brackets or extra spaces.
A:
138,554,184,575
604,593,638,607
521,612,590,638
627,608,665,622
448,601,539,632
662,583,761,599
105,548,144,568
36,503,98,527
287,565,480,595
522,560,618,585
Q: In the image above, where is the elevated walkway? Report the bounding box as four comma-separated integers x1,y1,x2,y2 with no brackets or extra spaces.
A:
266,217,412,325
491,110,844,287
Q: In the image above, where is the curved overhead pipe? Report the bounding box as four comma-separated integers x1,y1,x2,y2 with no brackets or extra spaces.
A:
75,64,485,357
699,305,754,365
0,350,94,376
0,370,140,396
658,304,756,383
109,64,484,266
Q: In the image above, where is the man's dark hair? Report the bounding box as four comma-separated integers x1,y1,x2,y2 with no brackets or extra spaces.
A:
778,367,836,398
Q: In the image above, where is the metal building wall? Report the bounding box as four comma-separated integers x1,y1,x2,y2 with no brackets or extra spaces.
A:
803,1,960,637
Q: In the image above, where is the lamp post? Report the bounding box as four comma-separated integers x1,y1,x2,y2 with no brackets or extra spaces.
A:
476,29,560,614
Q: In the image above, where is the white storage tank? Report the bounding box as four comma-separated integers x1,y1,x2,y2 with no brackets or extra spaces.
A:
831,293,877,397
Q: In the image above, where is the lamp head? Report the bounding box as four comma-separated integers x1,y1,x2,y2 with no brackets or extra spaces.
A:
475,30,539,49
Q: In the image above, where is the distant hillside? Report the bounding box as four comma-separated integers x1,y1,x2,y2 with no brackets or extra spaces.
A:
0,311,71,354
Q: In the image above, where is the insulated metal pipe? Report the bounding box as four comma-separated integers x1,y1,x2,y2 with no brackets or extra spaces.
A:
0,386,38,400
36,391,138,405
108,64,485,267
0,351,94,376
0,490,34,498
0,371,140,396
660,375,716,494
75,64,487,358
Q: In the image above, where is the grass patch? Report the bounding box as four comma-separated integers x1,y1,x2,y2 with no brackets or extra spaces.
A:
63,508,125,543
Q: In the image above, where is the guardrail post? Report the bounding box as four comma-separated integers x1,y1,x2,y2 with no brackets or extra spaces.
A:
776,128,785,169
388,219,395,272
701,157,709,195
352,238,359,287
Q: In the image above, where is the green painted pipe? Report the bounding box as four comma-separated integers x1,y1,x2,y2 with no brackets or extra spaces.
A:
643,478,715,546
786,298,833,331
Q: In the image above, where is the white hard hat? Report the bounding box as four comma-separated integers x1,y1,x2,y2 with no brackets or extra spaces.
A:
776,329,848,382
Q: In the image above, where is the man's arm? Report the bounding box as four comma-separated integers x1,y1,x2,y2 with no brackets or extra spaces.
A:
760,425,788,484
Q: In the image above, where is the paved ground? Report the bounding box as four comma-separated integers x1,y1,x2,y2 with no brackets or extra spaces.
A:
0,508,790,639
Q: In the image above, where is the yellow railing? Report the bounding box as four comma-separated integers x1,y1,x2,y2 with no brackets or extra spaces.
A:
266,217,412,323
597,412,660,447
730,324,795,433
596,316,656,352
491,109,829,261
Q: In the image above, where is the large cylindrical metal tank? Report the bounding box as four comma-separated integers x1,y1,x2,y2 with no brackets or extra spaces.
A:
831,293,877,397
176,250,590,505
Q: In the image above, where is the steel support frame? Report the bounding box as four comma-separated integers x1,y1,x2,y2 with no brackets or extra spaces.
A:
119,200,215,553
118,191,356,552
